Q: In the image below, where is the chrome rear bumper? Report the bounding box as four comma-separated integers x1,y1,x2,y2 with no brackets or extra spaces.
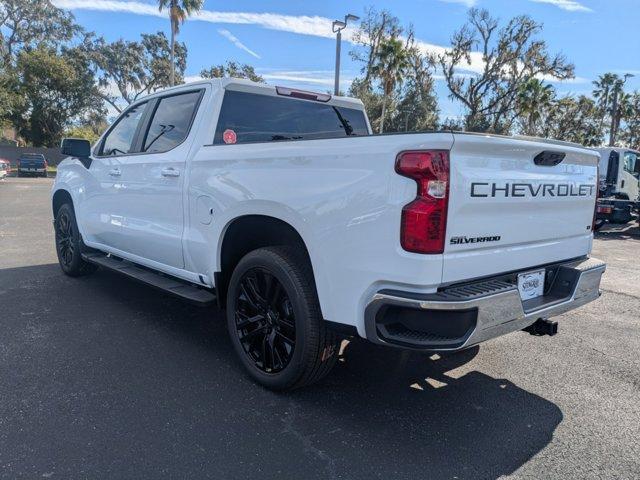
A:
364,257,605,351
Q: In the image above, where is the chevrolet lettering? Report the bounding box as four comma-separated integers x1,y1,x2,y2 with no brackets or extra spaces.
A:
470,182,596,198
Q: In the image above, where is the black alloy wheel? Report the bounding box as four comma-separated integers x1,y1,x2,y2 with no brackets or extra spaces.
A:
226,247,339,390
233,268,296,373
55,208,75,268
54,203,97,277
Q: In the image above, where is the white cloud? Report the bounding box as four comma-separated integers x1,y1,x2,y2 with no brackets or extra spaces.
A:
53,0,475,69
217,28,260,58
261,70,355,88
54,0,584,83
437,0,477,7
529,0,593,12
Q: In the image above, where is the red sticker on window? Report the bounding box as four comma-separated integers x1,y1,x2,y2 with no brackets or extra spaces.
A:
223,129,237,144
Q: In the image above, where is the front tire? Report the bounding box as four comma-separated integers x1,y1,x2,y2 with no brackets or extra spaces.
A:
226,247,339,390
54,203,97,277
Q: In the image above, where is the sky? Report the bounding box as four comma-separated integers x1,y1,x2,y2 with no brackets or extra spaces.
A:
53,0,640,119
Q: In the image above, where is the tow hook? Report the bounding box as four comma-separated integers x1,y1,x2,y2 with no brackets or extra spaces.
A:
524,318,558,336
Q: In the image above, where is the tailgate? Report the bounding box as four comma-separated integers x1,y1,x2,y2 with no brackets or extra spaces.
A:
443,134,598,284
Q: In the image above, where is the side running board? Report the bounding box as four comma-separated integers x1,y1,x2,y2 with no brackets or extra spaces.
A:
81,252,216,306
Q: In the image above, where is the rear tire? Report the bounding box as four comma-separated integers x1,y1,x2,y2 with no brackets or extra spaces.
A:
226,246,339,390
54,203,98,277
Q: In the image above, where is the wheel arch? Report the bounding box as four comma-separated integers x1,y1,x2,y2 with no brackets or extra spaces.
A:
52,188,73,217
216,214,317,310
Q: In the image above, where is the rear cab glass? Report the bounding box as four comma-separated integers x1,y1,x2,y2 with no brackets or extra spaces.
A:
213,90,369,145
142,90,202,153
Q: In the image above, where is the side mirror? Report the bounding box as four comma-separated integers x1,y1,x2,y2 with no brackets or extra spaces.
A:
61,138,91,158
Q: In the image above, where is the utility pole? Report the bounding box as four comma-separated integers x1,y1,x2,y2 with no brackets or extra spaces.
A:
609,73,634,146
332,14,359,96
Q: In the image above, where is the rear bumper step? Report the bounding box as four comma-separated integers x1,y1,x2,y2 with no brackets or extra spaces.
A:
364,257,605,351
82,252,216,306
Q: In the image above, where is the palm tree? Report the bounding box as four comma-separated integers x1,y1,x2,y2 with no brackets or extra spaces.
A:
158,0,203,86
370,37,411,133
611,91,632,146
517,78,554,136
593,73,619,133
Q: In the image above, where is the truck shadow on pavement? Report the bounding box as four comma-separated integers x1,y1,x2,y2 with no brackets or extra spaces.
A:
595,222,640,240
0,264,563,480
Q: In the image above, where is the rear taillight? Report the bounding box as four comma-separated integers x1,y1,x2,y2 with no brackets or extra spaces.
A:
395,150,450,254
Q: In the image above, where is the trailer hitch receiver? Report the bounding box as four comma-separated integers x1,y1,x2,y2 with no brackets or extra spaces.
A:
524,318,558,336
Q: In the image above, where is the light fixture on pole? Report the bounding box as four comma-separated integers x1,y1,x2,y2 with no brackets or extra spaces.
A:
332,13,359,96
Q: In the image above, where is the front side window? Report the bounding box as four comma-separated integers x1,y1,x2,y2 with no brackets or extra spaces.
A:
623,151,638,177
100,102,147,156
142,91,202,153
213,90,369,145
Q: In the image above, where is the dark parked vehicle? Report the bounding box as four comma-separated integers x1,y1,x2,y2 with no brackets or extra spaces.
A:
17,153,48,177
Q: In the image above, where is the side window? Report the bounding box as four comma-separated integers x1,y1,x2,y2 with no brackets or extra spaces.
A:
623,151,638,175
142,90,202,153
100,102,147,156
213,90,370,145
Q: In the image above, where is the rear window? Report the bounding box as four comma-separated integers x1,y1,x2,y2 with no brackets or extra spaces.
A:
213,90,369,145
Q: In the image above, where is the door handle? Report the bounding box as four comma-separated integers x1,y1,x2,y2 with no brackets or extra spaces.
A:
161,167,180,177
109,168,121,177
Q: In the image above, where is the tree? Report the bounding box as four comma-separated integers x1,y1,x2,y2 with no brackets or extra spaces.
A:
439,8,574,134
200,61,265,82
350,7,403,85
11,47,103,146
90,32,187,112
370,37,411,133
349,8,438,133
592,73,618,133
618,91,640,149
157,0,203,86
0,67,21,128
65,111,108,143
385,49,439,132
0,0,80,65
540,95,603,146
591,73,637,146
516,78,555,136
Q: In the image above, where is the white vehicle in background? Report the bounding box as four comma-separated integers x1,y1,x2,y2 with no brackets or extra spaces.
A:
594,147,640,226
51,79,605,390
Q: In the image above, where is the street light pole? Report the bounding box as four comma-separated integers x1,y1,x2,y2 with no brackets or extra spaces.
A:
334,28,342,96
332,13,359,96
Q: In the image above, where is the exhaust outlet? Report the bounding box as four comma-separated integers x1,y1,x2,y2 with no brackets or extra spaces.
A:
524,318,558,336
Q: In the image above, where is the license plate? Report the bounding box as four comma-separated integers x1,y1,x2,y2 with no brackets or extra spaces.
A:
517,269,545,301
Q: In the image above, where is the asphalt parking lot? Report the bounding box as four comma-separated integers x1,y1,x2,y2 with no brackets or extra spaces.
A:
1,177,639,479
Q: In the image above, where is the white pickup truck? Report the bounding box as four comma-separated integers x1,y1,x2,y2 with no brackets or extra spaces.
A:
53,79,605,390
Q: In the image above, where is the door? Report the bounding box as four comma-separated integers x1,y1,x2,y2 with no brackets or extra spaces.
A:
106,89,204,269
80,101,150,249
